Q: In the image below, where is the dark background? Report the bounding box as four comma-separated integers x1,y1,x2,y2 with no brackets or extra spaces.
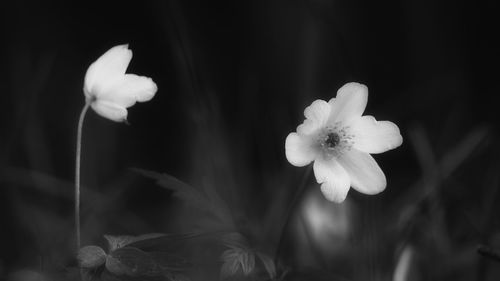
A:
0,0,499,280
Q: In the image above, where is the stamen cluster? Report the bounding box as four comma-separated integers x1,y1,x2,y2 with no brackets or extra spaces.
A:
317,123,354,159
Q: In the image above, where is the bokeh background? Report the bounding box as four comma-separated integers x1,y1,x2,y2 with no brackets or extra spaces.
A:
0,0,498,280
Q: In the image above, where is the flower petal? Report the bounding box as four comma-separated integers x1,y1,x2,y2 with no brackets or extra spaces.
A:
328,82,368,124
297,100,331,135
91,100,128,122
285,133,316,167
84,44,133,98
98,74,158,108
350,115,403,154
337,149,386,195
313,158,351,203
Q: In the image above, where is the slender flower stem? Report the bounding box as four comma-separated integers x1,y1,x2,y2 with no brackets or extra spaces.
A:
75,101,91,252
274,165,313,266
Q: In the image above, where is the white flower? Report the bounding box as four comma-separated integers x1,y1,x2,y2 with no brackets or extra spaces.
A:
83,44,157,122
285,82,402,203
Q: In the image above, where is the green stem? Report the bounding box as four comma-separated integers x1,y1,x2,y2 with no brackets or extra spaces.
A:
75,102,91,252
274,165,313,267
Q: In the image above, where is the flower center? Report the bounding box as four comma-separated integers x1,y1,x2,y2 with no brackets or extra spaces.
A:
318,123,354,159
325,132,340,148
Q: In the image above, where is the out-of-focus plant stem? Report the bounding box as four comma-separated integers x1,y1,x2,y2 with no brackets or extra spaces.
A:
75,101,91,252
274,165,312,267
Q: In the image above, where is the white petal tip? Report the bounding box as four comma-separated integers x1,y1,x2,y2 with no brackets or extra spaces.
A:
285,133,314,167
90,101,128,122
394,134,403,148
340,82,367,92
108,44,132,55
142,78,158,102
320,183,348,203
113,43,130,51
360,183,386,195
350,171,387,195
349,82,365,86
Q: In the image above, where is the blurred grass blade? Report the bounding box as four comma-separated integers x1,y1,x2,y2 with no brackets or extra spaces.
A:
393,245,414,281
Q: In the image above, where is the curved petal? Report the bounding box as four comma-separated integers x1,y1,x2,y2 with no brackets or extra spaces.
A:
99,74,158,108
124,74,157,102
313,158,351,203
91,100,128,122
285,133,316,167
84,44,133,97
337,149,386,195
350,116,403,154
297,100,331,135
328,82,368,125
327,97,336,106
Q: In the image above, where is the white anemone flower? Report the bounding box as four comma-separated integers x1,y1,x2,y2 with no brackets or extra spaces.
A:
83,44,157,122
74,45,157,251
285,82,402,203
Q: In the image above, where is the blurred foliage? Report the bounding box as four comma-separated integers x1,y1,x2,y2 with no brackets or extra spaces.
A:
0,0,498,280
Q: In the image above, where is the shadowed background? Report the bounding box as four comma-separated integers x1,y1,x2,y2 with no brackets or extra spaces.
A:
0,0,498,280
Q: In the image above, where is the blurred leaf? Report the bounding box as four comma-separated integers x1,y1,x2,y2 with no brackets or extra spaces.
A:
149,252,192,271
78,246,107,269
104,234,165,252
220,251,240,279
220,246,255,279
397,125,490,226
219,232,276,279
408,126,438,178
408,125,488,187
125,232,212,252
439,127,488,178
477,244,500,263
281,269,351,281
220,232,256,279
80,232,213,281
240,251,255,276
106,247,155,277
105,246,192,280
221,232,250,249
256,252,276,280
7,269,47,281
392,245,415,281
133,169,235,231
133,169,207,208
